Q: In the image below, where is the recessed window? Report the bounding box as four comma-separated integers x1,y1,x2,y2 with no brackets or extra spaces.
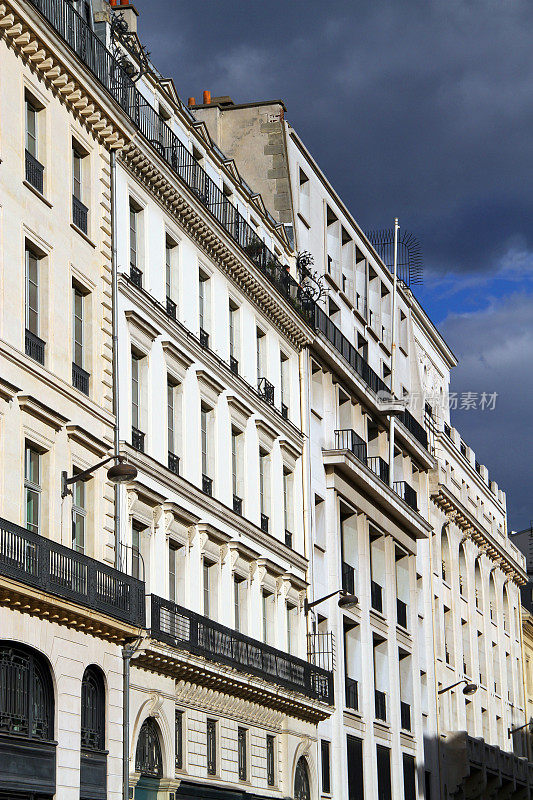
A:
175,710,183,770
24,444,41,535
266,734,275,786
72,143,89,234
206,719,217,775
24,94,44,192
129,200,143,287
321,740,331,794
238,727,247,781
72,472,86,554
199,271,210,346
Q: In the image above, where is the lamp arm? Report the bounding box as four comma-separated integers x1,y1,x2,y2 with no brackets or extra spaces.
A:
508,720,532,738
438,679,467,695
304,589,343,614
61,454,125,498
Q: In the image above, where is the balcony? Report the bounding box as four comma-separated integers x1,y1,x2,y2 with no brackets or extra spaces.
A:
396,598,408,629
399,409,428,450
258,377,274,405
130,265,143,289
345,677,359,710
72,362,90,395
229,355,239,376
199,328,209,348
132,426,145,453
0,515,145,627
202,474,213,496
25,329,45,365
284,530,293,548
260,513,269,533
150,594,333,704
335,429,367,464
371,580,383,613
166,296,177,320
375,689,387,721
342,562,356,595
400,700,411,731
25,149,44,194
368,456,390,484
72,195,88,235
168,452,179,476
393,481,418,511
233,494,242,515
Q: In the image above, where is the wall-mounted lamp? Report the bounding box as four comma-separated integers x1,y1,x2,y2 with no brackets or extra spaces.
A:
304,589,358,616
438,678,478,697
61,454,137,498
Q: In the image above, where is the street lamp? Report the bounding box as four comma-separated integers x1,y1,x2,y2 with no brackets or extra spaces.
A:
438,678,478,696
304,589,358,616
508,719,533,739
61,454,137,498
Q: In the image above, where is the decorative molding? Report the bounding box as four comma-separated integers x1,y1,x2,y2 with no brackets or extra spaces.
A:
18,394,69,431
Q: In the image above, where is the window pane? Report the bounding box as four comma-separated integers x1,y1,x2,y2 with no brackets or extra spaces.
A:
26,103,37,158
25,488,39,534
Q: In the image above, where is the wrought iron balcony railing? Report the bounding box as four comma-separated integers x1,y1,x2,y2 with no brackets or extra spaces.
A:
25,329,46,365
334,429,367,464
72,362,90,395
307,630,335,673
393,481,418,511
229,355,239,376
0,516,145,626
132,426,145,452
400,700,411,731
375,689,387,721
399,409,428,450
345,677,359,711
396,598,408,629
284,530,293,548
260,513,269,533
368,456,390,485
150,594,333,704
342,561,356,595
233,494,242,515
258,377,274,405
371,580,383,613
72,195,89,235
25,149,44,194
130,264,143,288
166,296,177,320
202,474,212,496
168,451,179,475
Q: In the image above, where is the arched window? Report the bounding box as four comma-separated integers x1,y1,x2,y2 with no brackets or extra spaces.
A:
81,666,105,751
441,527,451,584
0,644,54,741
294,756,311,800
135,717,163,778
474,560,483,609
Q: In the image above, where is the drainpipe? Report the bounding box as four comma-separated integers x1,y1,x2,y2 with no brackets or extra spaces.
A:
111,149,121,570
122,639,138,800
388,218,399,488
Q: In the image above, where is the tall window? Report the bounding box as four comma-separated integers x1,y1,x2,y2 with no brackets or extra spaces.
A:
199,272,210,343
24,444,41,534
131,522,141,580
169,542,178,602
286,603,295,655
203,560,210,617
167,379,177,454
25,99,38,158
283,469,293,539
266,734,275,786
259,450,270,529
73,287,84,368
262,590,273,645
229,302,239,370
321,740,331,794
231,428,243,507
81,666,105,753
200,405,213,487
165,236,177,309
206,719,217,776
25,246,39,337
238,727,247,781
72,146,82,202
131,353,141,431
234,577,245,632
280,352,289,414
175,710,183,770
72,475,86,554
256,328,265,384
129,203,138,269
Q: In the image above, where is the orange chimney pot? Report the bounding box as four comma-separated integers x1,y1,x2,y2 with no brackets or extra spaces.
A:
203,90,211,105
188,97,196,107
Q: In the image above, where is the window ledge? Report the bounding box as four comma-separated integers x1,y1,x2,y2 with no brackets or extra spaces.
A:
23,180,52,208
70,222,96,248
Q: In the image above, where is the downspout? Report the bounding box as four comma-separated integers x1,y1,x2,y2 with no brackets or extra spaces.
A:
388,218,399,488
111,149,121,570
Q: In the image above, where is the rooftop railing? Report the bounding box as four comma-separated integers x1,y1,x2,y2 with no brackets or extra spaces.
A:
150,594,333,704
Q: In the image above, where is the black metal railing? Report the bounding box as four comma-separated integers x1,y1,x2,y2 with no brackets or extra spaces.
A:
400,701,411,731
25,329,45,365
199,327,209,348
72,362,90,395
258,377,274,405
334,429,367,464
393,481,418,511
396,598,408,629
132,426,145,452
342,562,355,595
233,495,242,515
345,677,358,711
281,402,288,420
166,296,177,320
25,149,44,194
399,409,428,450
371,580,383,613
284,530,293,548
72,195,89,234
375,689,387,721
202,474,212,496
130,264,143,288
229,355,239,376
0,516,145,626
150,594,333,704
307,630,335,673
168,452,179,475
368,456,389,485
260,513,269,533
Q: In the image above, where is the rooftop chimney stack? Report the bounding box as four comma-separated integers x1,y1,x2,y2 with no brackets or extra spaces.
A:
110,0,139,34
203,90,211,105
188,97,196,107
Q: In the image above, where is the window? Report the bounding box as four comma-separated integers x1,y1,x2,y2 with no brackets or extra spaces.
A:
169,542,178,602
131,353,144,450
136,717,162,778
203,560,211,618
321,740,331,794
81,666,105,752
229,301,239,371
165,236,177,310
286,603,295,654
238,727,247,781
72,145,82,201
201,405,213,493
280,352,289,416
25,96,43,193
175,710,183,770
256,328,265,384
167,378,179,456
259,450,270,529
403,754,416,800
376,745,392,800
347,736,364,800
131,522,142,580
72,474,86,554
72,145,89,234
283,469,293,542
231,428,243,510
129,201,142,286
25,99,38,159
72,287,84,368
266,734,275,786
262,590,274,645
25,246,40,338
206,719,217,776
234,577,241,631
199,271,210,344
24,444,41,534
0,644,54,741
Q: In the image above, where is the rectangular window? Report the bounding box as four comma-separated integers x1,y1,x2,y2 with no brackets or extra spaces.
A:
169,542,178,602
72,146,82,201
283,470,293,536
131,353,140,430
280,352,289,414
206,719,217,776
231,428,243,505
403,753,416,800
167,379,175,454
72,474,86,554
286,603,295,654
201,405,211,479
175,710,183,770
203,560,210,618
165,237,176,301
73,287,84,368
256,328,265,384
229,302,239,364
347,736,364,800
25,99,38,158
24,444,41,535
266,734,275,786
376,745,392,800
234,576,240,631
199,272,210,339
129,203,138,269
321,740,331,794
131,523,141,580
238,727,247,781
259,450,269,521
25,247,39,337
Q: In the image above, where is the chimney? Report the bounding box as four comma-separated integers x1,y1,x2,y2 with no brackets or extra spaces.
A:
203,90,211,105
110,0,139,34
188,97,196,107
